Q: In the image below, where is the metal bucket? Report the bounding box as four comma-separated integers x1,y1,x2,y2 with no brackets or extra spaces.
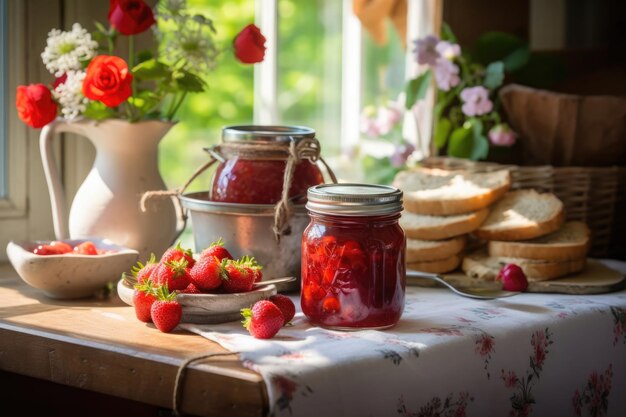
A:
179,192,308,293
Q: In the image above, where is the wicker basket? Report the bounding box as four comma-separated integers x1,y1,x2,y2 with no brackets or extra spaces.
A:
420,157,626,258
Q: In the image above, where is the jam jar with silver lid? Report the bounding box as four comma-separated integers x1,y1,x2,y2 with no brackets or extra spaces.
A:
209,125,325,204
301,184,406,330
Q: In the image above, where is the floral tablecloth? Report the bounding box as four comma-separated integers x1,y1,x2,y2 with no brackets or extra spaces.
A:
182,260,626,417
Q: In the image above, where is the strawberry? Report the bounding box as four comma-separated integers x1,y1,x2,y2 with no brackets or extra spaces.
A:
200,238,233,261
153,259,191,291
132,280,156,322
131,254,158,284
189,256,225,291
240,255,263,283
269,294,295,324
33,240,73,255
150,286,182,333
222,259,255,293
181,282,202,294
241,300,284,339
161,242,196,268
496,264,528,292
73,241,98,255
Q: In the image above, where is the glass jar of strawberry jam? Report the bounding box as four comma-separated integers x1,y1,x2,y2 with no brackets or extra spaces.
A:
301,184,406,330
209,126,325,204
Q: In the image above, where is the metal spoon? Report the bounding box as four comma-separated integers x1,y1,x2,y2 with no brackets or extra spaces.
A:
406,270,520,300
253,276,297,287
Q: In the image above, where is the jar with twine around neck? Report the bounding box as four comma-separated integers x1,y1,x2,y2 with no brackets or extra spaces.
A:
141,125,337,242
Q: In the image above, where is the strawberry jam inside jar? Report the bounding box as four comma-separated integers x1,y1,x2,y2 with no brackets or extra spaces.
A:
301,184,406,330
210,126,325,204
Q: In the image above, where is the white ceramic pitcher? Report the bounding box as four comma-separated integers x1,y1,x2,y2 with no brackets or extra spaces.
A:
40,117,184,260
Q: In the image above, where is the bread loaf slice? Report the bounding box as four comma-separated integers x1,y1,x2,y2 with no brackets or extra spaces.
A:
474,189,564,241
400,208,489,240
488,221,590,261
406,236,466,262
407,254,462,274
393,168,510,215
462,251,586,281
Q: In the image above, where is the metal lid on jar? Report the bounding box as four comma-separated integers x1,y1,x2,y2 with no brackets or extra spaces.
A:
306,183,403,216
222,125,316,143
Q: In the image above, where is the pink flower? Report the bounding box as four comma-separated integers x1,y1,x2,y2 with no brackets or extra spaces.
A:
436,41,461,60
413,35,440,66
434,58,460,91
489,124,517,147
460,86,493,116
360,106,380,137
531,330,548,369
390,142,416,167
375,101,404,135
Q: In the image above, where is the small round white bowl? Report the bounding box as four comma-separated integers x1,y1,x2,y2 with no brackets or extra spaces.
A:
7,238,139,299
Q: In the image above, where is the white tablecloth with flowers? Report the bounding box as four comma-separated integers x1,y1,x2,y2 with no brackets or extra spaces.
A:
182,260,626,417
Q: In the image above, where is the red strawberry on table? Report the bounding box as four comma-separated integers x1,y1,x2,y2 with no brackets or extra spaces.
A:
269,294,296,324
161,242,196,268
132,280,156,323
189,256,225,291
150,286,182,333
241,300,284,339
496,264,528,292
200,238,233,262
222,260,255,293
131,253,158,284
153,259,191,291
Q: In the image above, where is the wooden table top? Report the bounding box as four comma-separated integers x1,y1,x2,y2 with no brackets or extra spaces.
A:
0,264,268,416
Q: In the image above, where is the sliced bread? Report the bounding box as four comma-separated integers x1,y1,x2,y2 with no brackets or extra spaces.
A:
488,221,590,261
462,251,586,281
473,189,564,241
407,254,462,274
406,235,466,262
393,168,511,215
400,208,489,240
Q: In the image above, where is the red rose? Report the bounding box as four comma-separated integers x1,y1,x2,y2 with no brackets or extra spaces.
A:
16,84,58,128
233,24,267,64
108,0,155,36
83,55,133,107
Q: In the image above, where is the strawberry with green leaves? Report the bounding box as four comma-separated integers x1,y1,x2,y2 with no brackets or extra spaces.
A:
269,294,295,324
132,280,157,323
241,300,284,339
222,259,255,293
150,286,182,333
161,242,196,269
153,258,191,291
189,256,226,291
131,253,158,284
200,238,233,262
240,255,263,283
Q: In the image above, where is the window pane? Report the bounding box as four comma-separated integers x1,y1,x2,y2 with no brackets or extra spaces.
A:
0,0,7,198
277,0,343,158
158,0,255,192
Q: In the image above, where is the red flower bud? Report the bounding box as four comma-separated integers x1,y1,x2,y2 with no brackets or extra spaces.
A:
82,55,133,108
16,84,58,128
108,0,156,36
233,24,267,64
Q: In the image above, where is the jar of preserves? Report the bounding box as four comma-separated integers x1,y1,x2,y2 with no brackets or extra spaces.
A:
301,184,406,330
209,125,325,205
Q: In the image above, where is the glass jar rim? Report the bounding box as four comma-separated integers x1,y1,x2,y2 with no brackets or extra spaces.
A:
222,125,316,143
306,183,403,216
